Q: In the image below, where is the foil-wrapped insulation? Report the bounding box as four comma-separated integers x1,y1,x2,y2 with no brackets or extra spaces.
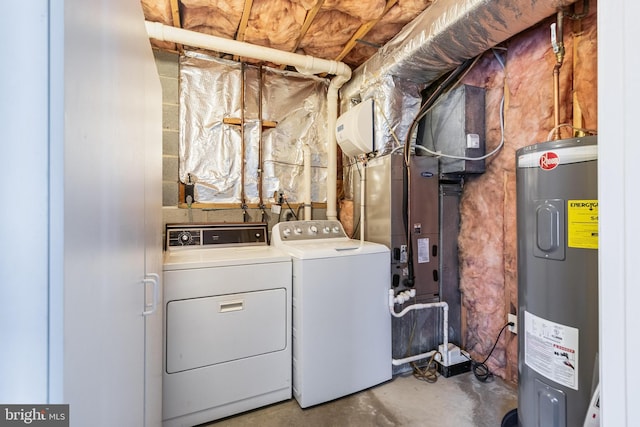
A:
340,0,577,191
344,0,577,94
180,51,329,204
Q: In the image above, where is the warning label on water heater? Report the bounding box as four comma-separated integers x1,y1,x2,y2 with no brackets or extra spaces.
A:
524,311,579,390
567,200,598,249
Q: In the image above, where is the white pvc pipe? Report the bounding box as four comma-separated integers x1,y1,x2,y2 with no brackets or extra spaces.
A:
303,145,312,220
392,350,436,366
388,289,450,366
145,22,351,219
360,160,365,242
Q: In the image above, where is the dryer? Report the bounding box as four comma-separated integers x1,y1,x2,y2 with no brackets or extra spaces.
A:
271,220,391,408
162,223,291,427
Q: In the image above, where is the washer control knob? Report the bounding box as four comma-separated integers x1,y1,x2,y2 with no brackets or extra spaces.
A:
309,225,318,234
294,226,303,235
323,226,331,234
282,228,291,237
332,225,341,234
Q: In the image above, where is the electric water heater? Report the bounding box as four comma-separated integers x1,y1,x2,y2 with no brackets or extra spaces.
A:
516,136,598,427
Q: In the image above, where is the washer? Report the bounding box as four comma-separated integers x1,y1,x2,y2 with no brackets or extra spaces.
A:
162,223,291,427
271,220,391,408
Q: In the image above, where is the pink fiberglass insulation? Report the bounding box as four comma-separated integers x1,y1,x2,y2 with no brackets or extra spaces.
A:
458,3,597,383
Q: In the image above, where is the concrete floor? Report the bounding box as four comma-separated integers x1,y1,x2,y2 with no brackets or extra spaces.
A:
204,372,517,427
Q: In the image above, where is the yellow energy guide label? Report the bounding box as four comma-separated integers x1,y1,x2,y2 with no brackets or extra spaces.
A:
567,200,598,249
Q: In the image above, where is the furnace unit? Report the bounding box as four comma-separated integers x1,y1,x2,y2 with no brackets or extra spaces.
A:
357,154,448,374
365,154,440,301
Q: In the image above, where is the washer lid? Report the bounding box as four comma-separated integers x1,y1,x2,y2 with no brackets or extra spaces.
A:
163,246,290,271
274,239,389,260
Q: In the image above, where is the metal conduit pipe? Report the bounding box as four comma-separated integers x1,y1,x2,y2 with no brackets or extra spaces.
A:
145,21,352,219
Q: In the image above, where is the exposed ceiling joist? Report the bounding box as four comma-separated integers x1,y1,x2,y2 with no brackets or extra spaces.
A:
294,0,325,53
335,0,398,62
236,0,254,42
234,0,255,61
280,0,325,69
142,0,437,69
169,0,183,52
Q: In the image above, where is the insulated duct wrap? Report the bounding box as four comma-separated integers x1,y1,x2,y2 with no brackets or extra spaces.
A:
341,0,576,155
180,52,328,204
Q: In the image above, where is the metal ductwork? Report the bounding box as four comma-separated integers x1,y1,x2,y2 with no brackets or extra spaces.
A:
342,0,578,100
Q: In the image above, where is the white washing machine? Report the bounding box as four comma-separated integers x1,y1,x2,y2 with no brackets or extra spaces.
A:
271,220,391,408
162,223,291,427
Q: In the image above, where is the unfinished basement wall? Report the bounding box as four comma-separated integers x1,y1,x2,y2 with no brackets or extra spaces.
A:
457,3,597,383
153,50,327,235
155,49,180,207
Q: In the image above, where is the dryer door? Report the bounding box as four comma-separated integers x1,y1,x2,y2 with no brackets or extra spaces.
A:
166,288,287,373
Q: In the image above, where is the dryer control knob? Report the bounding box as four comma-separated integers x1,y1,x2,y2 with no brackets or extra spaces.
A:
179,232,192,245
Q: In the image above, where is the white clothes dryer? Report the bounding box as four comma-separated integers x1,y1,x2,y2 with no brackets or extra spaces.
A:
271,220,391,408
162,223,291,427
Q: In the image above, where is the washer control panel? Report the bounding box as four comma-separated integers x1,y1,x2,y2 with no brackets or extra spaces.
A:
273,220,347,242
165,223,268,249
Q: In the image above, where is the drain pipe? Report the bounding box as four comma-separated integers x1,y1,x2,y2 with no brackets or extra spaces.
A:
145,21,351,219
389,289,450,366
325,75,350,220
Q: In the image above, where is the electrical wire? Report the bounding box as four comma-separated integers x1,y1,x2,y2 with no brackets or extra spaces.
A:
404,54,483,160
349,160,363,239
546,123,598,141
415,94,503,162
398,56,482,290
374,100,403,150
465,322,512,382
416,49,507,162
283,197,298,220
411,351,442,383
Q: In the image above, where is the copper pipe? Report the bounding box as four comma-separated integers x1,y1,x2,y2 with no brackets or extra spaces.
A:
552,10,565,140
240,62,248,220
258,65,265,214
553,63,561,139
571,0,588,136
